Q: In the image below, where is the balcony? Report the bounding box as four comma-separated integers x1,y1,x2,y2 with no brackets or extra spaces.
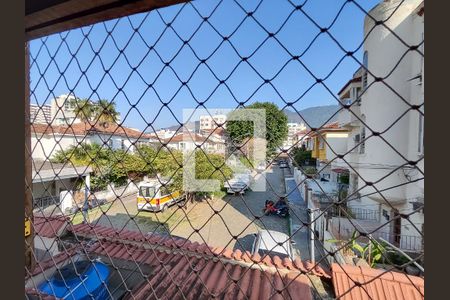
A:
337,100,361,127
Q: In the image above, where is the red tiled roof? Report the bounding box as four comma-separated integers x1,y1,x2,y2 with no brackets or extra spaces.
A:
29,245,79,277
28,223,332,300
331,263,424,300
32,122,151,140
34,215,71,238
68,223,331,278
91,239,314,300
332,168,350,174
308,122,348,138
25,288,57,300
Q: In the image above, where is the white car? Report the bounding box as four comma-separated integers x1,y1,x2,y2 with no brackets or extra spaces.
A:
256,162,266,172
226,181,248,194
251,230,295,260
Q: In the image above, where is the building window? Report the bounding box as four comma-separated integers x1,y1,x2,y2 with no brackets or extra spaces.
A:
121,139,126,151
179,142,185,150
362,51,368,89
107,139,113,148
353,134,360,152
418,112,424,154
359,127,366,154
382,209,389,221
319,137,325,149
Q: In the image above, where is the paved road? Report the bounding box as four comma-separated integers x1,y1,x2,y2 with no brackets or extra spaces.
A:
90,165,290,252
171,164,289,251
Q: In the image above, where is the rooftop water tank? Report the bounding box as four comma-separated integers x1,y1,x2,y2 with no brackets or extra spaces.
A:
38,260,110,300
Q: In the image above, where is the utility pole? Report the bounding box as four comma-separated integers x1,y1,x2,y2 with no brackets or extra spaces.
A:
306,187,316,264
82,174,91,223
309,207,315,264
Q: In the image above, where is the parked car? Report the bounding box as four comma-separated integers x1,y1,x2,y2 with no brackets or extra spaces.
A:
224,173,251,194
226,181,248,194
279,161,288,168
256,162,266,172
251,230,295,260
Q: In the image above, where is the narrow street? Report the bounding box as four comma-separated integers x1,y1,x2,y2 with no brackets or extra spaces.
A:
89,164,290,252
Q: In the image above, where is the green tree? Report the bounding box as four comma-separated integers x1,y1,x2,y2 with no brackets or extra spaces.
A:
70,98,119,128
94,99,120,128
291,145,316,167
70,98,96,123
226,102,288,156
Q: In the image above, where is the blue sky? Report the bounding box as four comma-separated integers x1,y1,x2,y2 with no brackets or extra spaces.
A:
29,0,379,131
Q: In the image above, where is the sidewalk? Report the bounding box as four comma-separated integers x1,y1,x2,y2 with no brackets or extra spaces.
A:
283,167,327,264
283,167,333,299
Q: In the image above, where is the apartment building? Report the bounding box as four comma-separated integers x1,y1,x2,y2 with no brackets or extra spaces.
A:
199,114,227,130
30,104,51,124
331,0,424,252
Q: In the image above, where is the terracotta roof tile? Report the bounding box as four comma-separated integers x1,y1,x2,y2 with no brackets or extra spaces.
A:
85,238,314,300
32,122,151,140
28,245,79,277
33,215,70,238
68,224,331,278
331,263,424,300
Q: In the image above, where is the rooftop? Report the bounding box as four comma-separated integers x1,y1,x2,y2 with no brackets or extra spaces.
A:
26,223,332,300
32,160,92,183
32,122,152,140
331,263,424,300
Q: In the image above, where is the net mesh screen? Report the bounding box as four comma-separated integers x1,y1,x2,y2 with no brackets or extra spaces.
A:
25,0,424,299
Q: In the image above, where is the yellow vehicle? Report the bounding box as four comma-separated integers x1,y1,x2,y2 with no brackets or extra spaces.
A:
137,180,184,212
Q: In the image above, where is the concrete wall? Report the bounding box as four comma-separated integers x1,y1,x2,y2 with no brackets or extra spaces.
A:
31,134,82,161
34,236,60,262
325,132,350,162
32,178,78,199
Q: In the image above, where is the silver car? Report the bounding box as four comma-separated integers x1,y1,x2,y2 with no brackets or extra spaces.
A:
251,230,295,260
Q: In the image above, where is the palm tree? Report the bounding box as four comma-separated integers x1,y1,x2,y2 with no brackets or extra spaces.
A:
71,98,95,123
94,99,119,128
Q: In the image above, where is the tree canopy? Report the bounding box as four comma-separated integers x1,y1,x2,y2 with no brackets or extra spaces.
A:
226,102,288,156
70,98,119,127
52,143,232,196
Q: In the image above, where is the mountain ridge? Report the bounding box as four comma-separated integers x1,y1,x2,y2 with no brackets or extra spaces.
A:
284,104,340,128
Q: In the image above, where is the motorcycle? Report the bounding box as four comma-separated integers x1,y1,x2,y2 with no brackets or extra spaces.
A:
263,199,290,218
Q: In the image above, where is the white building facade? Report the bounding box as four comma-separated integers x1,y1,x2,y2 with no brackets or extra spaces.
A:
333,0,424,252
31,123,153,161
199,114,227,130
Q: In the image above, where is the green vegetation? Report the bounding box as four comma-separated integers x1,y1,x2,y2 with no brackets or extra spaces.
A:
291,145,316,167
328,230,391,267
70,98,120,127
303,167,317,176
226,102,288,156
52,143,232,198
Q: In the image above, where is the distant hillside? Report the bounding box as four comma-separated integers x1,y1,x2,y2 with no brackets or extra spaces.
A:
284,105,340,128
158,121,199,132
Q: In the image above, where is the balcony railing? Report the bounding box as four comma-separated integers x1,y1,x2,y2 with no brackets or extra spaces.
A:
33,195,60,209
328,206,380,221
374,231,423,253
